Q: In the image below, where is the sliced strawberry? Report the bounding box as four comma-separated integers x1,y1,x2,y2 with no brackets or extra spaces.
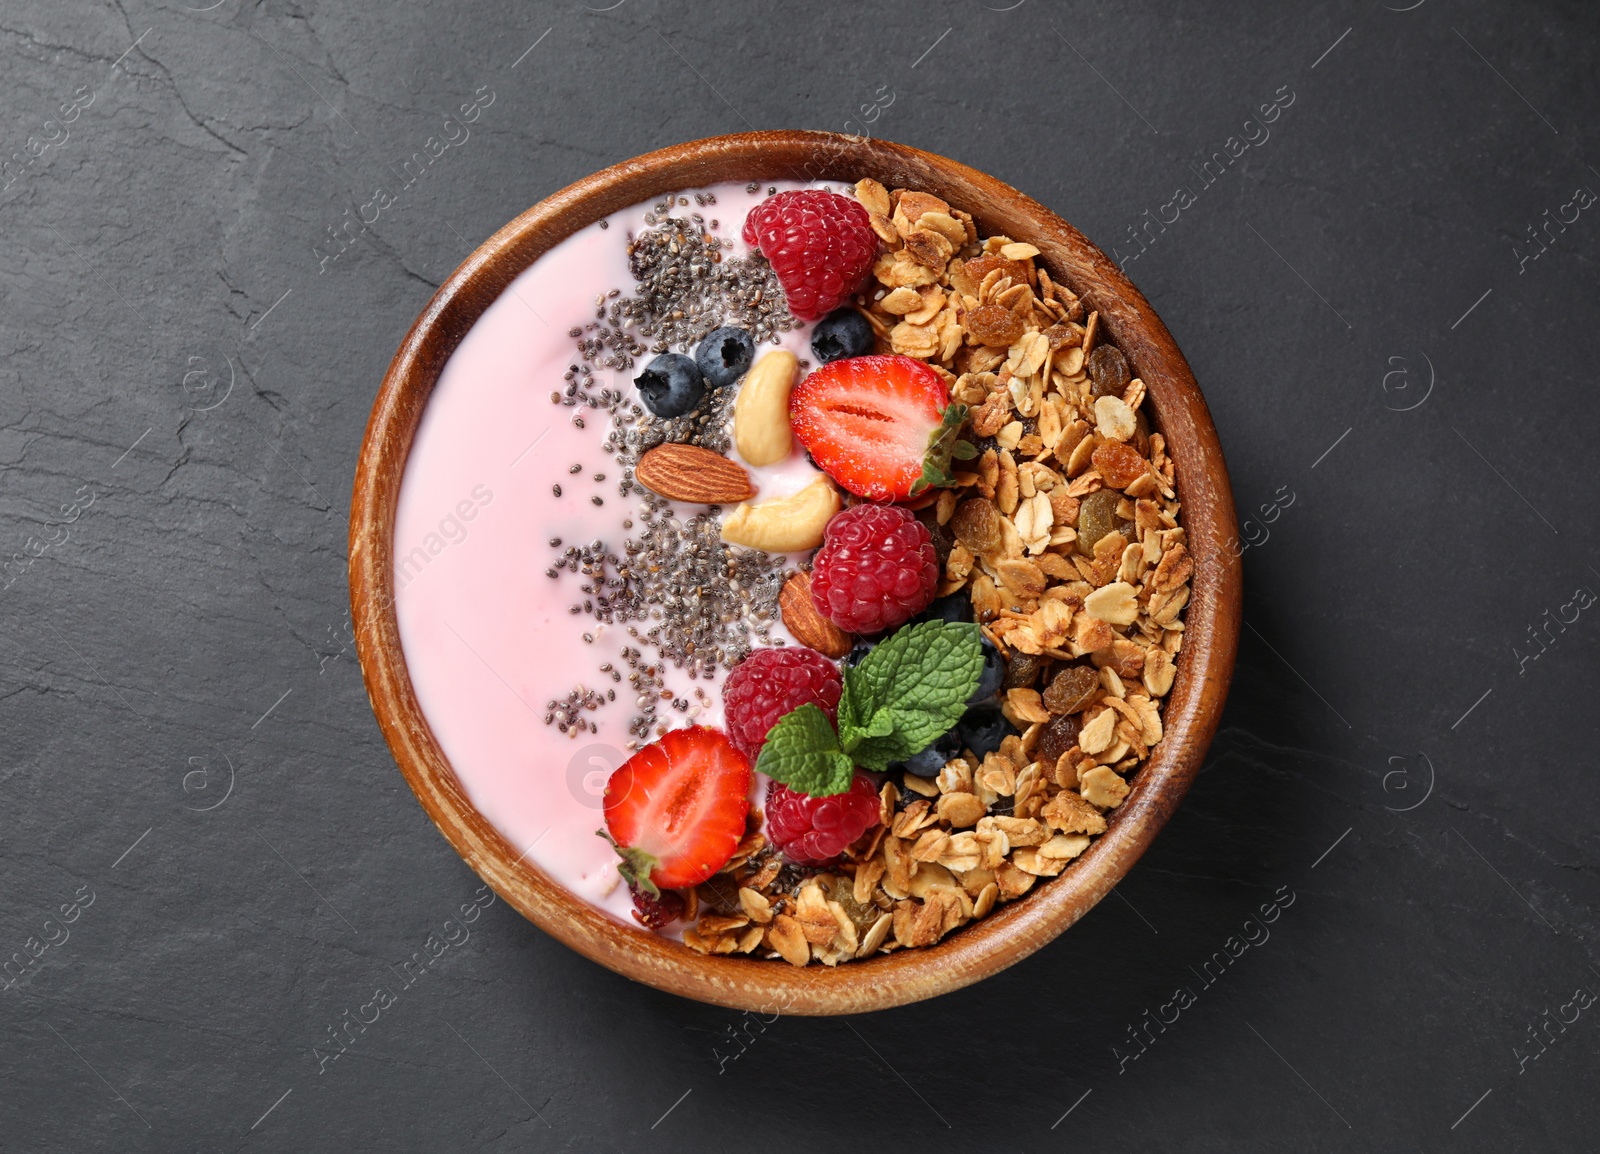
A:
788,354,969,501
601,726,750,893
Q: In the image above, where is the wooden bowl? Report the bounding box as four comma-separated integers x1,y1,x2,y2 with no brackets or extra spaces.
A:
350,131,1241,1015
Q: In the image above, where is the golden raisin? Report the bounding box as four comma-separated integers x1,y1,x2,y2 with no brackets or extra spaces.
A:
825,875,882,939
1092,441,1148,489
962,253,1032,291
966,303,1026,348
1075,489,1125,556
1042,321,1080,351
951,498,1002,554
1042,665,1099,715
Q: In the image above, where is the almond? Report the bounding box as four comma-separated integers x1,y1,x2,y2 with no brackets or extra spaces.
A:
779,571,853,658
633,443,755,505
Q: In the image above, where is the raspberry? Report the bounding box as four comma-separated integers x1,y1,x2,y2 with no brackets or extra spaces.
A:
722,647,843,760
765,774,880,866
742,190,878,321
810,504,938,635
629,884,684,930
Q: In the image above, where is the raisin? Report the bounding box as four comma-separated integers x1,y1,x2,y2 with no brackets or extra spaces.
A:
1004,653,1044,690
1043,665,1100,715
966,303,1026,348
1088,345,1130,398
1042,321,1079,350
1092,441,1148,489
952,498,1002,554
1075,488,1124,556
825,874,884,938
1036,713,1083,768
961,253,1032,293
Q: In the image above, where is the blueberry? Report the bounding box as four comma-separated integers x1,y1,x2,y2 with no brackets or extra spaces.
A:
956,703,1017,759
810,308,875,363
969,638,1005,704
845,638,877,667
916,593,973,625
889,729,962,778
694,326,755,388
634,353,705,418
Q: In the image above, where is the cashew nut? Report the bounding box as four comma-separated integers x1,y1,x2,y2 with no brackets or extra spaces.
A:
720,475,840,553
733,349,798,466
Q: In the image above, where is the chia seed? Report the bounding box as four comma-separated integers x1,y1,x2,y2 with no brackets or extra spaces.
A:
560,211,796,387
538,192,800,742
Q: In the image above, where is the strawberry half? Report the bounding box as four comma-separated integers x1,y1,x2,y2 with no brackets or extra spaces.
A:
601,726,751,893
789,354,973,501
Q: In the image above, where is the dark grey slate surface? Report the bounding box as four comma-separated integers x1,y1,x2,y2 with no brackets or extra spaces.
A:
1,1,1596,1150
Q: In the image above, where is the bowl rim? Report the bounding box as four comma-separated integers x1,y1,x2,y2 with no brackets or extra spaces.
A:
349,130,1241,1015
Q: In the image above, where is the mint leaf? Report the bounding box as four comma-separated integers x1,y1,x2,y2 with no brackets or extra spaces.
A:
755,703,855,797
910,403,972,495
854,706,963,768
837,620,984,768
859,710,895,740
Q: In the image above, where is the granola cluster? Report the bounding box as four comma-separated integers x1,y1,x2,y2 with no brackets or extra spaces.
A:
675,178,1193,965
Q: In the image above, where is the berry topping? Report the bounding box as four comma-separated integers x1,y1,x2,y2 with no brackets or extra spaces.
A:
809,504,938,635
628,884,684,930
888,729,962,778
955,702,1016,759
788,354,969,501
694,325,755,388
844,637,876,666
602,726,751,892
810,307,875,364
634,353,705,419
970,637,1005,703
741,190,878,321
764,773,880,866
722,647,842,760
917,592,974,626
755,620,984,789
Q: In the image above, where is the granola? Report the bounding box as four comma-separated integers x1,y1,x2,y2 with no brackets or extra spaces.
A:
667,177,1193,966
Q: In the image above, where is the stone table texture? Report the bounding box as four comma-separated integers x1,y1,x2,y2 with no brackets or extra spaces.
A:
1,1,1597,1151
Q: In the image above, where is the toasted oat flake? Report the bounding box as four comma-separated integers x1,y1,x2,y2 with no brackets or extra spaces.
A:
1094,395,1136,441
1084,581,1139,625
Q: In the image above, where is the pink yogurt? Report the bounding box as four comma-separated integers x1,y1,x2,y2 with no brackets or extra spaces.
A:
394,181,836,926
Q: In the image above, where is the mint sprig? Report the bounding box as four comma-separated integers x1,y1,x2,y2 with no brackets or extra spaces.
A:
753,703,855,797
837,620,983,769
910,403,978,495
754,620,984,794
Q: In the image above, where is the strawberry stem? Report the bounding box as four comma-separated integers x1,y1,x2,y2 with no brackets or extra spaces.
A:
597,828,662,897
911,402,975,495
